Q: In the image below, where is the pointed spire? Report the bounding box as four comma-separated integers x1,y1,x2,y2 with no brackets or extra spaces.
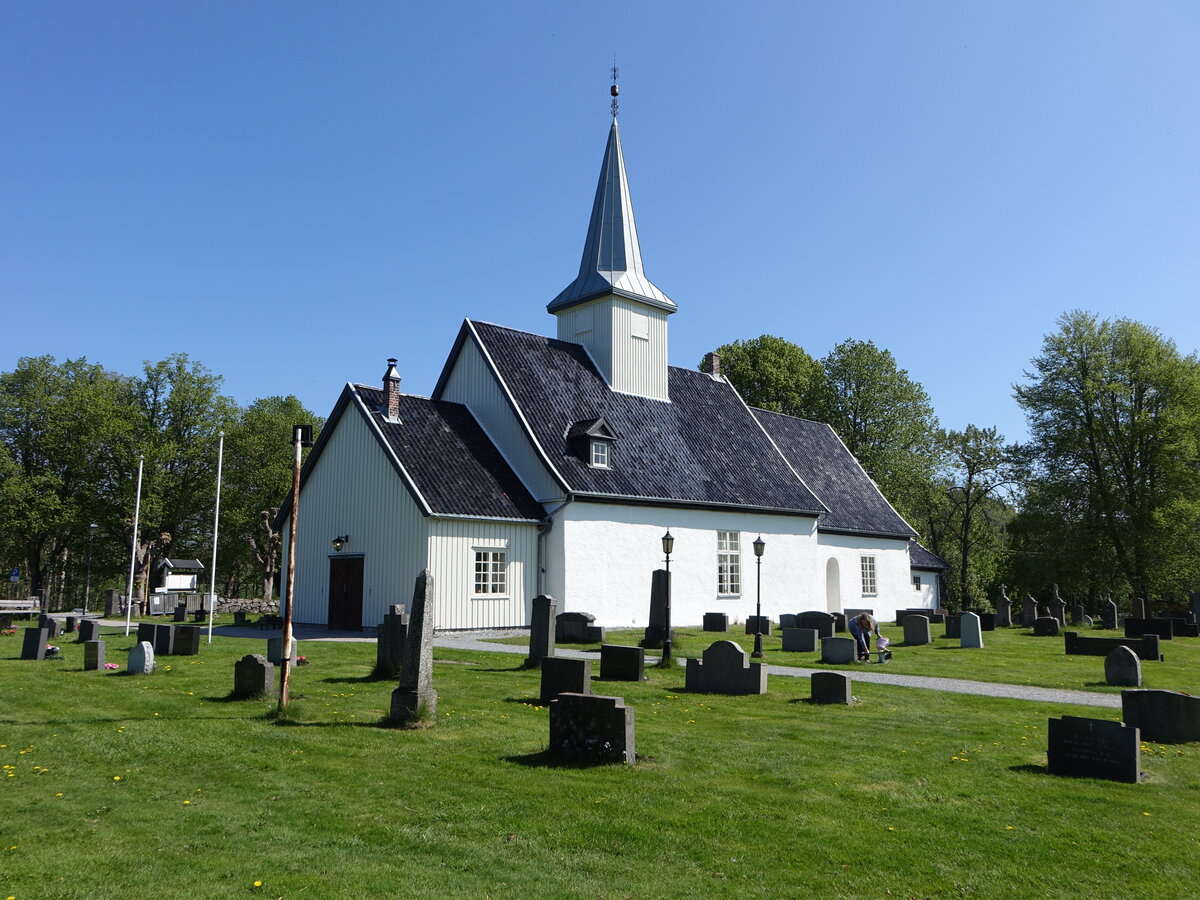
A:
547,118,675,314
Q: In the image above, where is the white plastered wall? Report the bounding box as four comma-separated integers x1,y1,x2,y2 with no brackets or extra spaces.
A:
815,531,919,621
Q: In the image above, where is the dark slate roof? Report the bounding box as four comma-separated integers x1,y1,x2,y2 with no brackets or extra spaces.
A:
354,386,545,521
752,408,917,538
463,322,825,514
909,541,949,571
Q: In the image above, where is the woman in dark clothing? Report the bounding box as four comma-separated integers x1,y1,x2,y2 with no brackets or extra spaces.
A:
848,612,879,662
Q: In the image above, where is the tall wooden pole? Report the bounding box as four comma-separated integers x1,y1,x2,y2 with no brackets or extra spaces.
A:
278,428,302,712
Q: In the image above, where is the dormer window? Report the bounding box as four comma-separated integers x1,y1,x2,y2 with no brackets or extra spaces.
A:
568,417,618,470
589,439,610,468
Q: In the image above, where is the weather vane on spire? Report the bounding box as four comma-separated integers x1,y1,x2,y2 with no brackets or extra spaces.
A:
610,55,619,119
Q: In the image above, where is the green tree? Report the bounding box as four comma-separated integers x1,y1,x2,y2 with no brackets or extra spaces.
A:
700,335,825,417
1014,310,1200,600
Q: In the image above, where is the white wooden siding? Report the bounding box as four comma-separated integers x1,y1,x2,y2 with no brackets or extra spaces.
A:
610,298,668,401
427,519,539,629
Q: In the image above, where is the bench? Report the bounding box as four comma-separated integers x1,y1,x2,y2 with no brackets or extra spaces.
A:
0,597,42,616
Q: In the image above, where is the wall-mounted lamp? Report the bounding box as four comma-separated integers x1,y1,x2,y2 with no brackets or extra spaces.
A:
332,535,350,552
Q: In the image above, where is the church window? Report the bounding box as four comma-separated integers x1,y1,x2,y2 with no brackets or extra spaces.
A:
717,531,741,596
861,555,877,596
474,549,507,596
589,439,610,468
912,575,922,591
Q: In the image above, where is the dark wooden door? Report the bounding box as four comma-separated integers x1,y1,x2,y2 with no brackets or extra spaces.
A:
328,557,364,631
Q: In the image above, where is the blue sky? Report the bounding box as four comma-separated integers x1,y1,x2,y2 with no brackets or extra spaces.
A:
2,1,1197,444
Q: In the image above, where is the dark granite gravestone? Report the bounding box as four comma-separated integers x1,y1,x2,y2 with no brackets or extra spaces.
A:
896,608,946,626
64,616,78,634
781,627,818,652
137,622,156,645
960,612,985,648
819,636,856,664
745,615,772,636
549,693,635,764
390,569,438,723
1047,715,1140,784
795,611,835,639
996,586,1013,628
978,612,995,631
641,569,675,648
152,623,176,656
376,605,410,678
843,608,874,620
127,641,155,675
902,615,931,646
540,656,592,702
1163,617,1200,637
556,611,605,644
1123,618,1173,641
778,613,797,629
233,610,247,626
79,619,102,643
1063,631,1162,662
39,615,61,639
525,594,556,667
103,589,121,617
1069,605,1085,626
1100,599,1118,629
599,644,645,681
832,612,847,633
267,636,298,665
174,625,201,656
1104,646,1141,687
810,671,852,704
944,616,961,639
1033,617,1061,637
173,605,187,622
1131,596,1150,620
1020,595,1037,628
685,640,767,695
233,654,275,698
192,610,206,622
84,640,105,671
21,627,49,660
1191,592,1200,628
702,612,729,633
1121,690,1200,743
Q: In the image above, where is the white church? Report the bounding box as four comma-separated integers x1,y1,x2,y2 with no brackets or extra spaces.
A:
279,107,945,631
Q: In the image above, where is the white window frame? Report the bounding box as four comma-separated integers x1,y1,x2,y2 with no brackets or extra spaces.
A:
717,531,741,596
589,439,610,469
861,555,877,597
912,575,922,591
473,548,508,597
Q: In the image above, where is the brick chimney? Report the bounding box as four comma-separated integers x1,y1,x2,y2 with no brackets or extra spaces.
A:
383,358,401,422
701,351,721,377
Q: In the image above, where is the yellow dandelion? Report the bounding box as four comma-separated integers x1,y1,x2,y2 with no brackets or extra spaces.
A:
1005,826,1014,830
113,776,122,781
253,881,262,888
183,800,191,805
1143,812,1151,817
55,793,63,797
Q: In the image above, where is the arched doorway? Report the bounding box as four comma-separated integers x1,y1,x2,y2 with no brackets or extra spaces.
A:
825,558,840,612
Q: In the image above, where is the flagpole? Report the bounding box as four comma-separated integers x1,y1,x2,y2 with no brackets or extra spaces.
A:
124,454,144,637
206,430,225,643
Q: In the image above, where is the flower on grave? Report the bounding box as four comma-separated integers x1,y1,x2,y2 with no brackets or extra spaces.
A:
1,628,15,636
104,662,119,670
296,655,309,666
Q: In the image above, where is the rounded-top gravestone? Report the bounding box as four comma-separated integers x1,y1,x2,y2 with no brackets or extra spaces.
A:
127,641,155,675
1104,646,1141,687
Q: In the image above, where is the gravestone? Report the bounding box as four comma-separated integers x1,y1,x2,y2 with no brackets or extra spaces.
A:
21,627,49,661
174,625,201,656
173,605,187,622
1104,646,1141,687
1191,592,1200,627
1121,689,1200,743
1064,631,1162,662
778,613,797,629
84,640,105,670
685,640,767,695
525,594,556,667
376,604,410,678
233,610,247,626
641,569,674,648
599,644,645,681
1033,617,1061,637
192,610,206,623
1050,585,1066,626
152,623,176,656
745,615,772,636
1123,618,1173,641
996,585,1013,628
959,612,984,649
1131,596,1149,620
267,635,298,666
944,616,961,639
103,589,121,617
1047,715,1140,783
832,612,847,634
540,656,592,702
977,612,995,631
64,616,78,634
781,627,818,652
819,636,856,665
702,612,729,633
137,622,156,645
1069,605,1085,626
1020,594,1037,628
795,611,835,639
549,693,635,764
1164,617,1200,637
902,615,931,646
556,611,605,644
79,619,102,643
1082,615,1094,627
127,641,155,675
844,608,874,620
39,615,61,639
390,569,438,723
233,654,275,698
810,671,852,704
1101,599,1118,629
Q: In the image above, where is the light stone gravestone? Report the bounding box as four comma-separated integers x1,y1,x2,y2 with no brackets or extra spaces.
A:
810,671,853,704
390,569,437,723
745,615,772,636
525,594,556,667
267,636,298,666
959,612,984,649
641,570,674,648
781,627,818,652
599,644,645,682
1082,615,1094,627
795,611,836,639
995,585,1012,628
902,615,931,646
1104,646,1141,687
1020,594,1037,628
819,636,856,665
127,641,155,675
702,612,728,633
685,640,767,695
83,640,105,671
549,693,635,764
540,656,592,702
233,654,275,698
1121,689,1200,743
1033,617,1061,637
21,627,49,661
1050,585,1066,626
376,604,410,678
1047,715,1141,784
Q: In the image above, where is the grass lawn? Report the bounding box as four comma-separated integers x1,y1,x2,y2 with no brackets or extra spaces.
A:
1,624,1197,899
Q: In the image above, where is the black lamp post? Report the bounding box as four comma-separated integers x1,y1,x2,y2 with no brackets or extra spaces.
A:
751,535,765,658
83,523,98,615
660,529,674,667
